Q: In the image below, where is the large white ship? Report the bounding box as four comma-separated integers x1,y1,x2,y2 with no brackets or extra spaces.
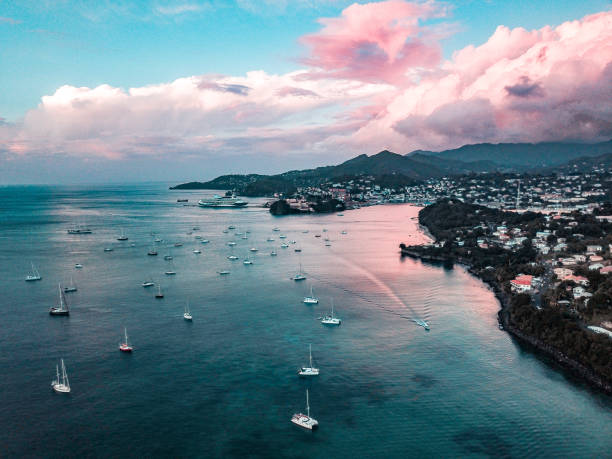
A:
198,192,248,208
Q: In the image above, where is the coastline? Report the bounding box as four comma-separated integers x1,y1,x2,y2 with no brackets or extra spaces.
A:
402,245,612,395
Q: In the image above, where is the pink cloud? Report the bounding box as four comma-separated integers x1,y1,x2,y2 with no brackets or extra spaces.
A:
300,0,446,83
1,5,612,168
350,10,612,152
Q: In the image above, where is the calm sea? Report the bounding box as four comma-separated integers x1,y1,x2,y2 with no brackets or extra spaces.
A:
0,183,610,458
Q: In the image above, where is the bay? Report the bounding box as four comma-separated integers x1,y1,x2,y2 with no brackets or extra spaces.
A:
0,183,610,458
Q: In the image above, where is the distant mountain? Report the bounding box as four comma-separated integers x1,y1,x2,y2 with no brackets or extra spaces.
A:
170,139,612,196
407,140,612,168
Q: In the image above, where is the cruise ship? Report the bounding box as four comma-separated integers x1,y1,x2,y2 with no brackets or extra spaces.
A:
198,192,248,208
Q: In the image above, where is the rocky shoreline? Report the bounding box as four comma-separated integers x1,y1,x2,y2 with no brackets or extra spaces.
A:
401,247,612,395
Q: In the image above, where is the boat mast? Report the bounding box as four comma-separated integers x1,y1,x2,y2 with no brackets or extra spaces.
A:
55,364,60,385
306,389,310,418
124,328,129,345
309,344,312,368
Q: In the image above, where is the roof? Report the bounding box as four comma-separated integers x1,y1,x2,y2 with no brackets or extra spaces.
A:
511,274,533,286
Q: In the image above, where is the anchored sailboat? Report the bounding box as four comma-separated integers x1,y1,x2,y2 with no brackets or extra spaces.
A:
119,328,133,352
51,359,71,393
291,389,318,430
298,344,319,377
64,277,77,293
293,263,306,281
321,299,341,326
25,262,42,282
184,302,193,321
303,285,318,304
50,284,70,316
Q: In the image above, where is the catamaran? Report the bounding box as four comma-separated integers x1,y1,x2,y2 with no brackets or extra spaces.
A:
298,344,319,377
243,257,253,265
303,286,318,304
218,270,230,275
291,389,318,430
293,263,306,281
281,243,289,249
142,279,155,287
51,359,71,393
184,302,193,321
64,277,77,293
25,262,42,282
119,328,133,352
321,300,341,325
50,284,70,316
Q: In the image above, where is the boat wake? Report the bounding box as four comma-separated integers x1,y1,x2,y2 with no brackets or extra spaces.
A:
307,255,431,328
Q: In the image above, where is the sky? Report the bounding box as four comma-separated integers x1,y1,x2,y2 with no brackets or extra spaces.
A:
1,0,611,184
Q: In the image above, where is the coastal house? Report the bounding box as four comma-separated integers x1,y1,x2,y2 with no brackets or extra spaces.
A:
600,266,612,275
589,263,604,271
564,275,589,286
510,274,533,293
554,267,573,278
573,287,592,299
587,244,603,253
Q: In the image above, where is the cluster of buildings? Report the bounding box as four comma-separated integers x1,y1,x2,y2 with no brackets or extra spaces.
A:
402,171,609,213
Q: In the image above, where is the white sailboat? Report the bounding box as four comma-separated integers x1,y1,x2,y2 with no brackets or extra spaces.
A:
184,302,193,321
291,389,318,430
25,262,42,282
64,277,77,293
293,263,306,281
51,359,71,393
321,299,341,326
119,328,133,352
298,344,319,377
303,285,318,304
155,284,164,298
50,284,70,316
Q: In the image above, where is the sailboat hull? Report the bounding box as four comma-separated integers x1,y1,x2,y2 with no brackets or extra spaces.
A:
52,383,71,393
49,308,69,316
291,414,318,430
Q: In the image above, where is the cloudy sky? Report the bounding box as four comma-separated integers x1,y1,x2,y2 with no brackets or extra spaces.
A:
1,0,611,184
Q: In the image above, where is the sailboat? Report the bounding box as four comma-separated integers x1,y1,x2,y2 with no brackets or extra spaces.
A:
164,248,173,260
25,262,42,282
155,284,164,298
291,389,318,430
298,344,319,376
142,277,155,287
50,284,70,316
321,299,341,326
243,256,253,265
64,277,77,293
119,328,133,352
413,319,430,331
147,246,158,256
165,260,176,275
270,249,277,256
184,302,193,321
51,359,71,393
227,246,239,260
117,229,128,241
293,263,306,281
303,285,318,304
